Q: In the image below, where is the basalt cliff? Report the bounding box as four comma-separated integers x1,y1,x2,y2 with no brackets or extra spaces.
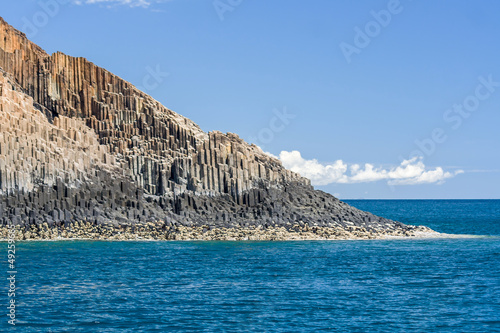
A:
0,17,434,240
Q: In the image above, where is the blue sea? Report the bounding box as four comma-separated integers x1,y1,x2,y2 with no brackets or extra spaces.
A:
2,200,500,332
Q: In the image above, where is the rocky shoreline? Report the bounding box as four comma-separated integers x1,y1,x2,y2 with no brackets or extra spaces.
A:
0,221,440,241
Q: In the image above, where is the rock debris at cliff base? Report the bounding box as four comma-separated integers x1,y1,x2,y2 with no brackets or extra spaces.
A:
0,221,438,241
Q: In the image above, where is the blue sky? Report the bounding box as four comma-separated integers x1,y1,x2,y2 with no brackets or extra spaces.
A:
2,0,500,199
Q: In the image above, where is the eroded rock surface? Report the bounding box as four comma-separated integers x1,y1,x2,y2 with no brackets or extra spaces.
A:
0,17,429,239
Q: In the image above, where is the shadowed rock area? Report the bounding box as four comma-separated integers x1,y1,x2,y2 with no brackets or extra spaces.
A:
0,17,433,240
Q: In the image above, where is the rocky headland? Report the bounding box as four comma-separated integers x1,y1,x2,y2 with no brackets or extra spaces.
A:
0,17,437,241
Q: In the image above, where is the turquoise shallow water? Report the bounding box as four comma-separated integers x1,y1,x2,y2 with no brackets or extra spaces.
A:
2,200,500,332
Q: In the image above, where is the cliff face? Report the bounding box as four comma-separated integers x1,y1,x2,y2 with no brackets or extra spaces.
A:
0,17,418,237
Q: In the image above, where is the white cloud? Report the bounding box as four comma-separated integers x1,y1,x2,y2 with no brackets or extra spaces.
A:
279,151,348,185
279,150,463,186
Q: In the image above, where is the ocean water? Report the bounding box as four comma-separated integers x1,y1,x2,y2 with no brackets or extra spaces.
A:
2,200,499,332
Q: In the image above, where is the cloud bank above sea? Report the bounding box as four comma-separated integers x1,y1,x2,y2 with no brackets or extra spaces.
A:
275,150,463,186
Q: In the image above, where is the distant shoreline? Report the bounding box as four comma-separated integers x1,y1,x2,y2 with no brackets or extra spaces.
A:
343,199,500,201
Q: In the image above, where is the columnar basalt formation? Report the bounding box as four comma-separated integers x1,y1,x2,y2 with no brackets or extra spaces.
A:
0,17,431,239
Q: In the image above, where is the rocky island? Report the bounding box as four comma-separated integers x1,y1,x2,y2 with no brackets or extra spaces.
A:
0,17,436,240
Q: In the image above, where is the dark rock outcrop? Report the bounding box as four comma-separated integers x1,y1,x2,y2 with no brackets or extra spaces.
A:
0,17,428,239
